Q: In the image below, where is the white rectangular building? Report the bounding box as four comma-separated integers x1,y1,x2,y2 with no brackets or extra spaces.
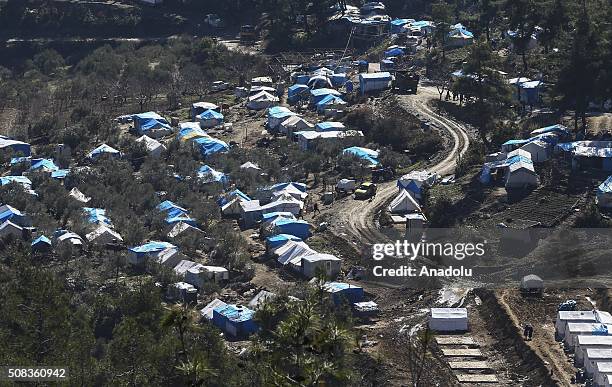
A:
429,308,468,332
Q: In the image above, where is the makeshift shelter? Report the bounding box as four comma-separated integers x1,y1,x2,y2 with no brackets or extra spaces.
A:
447,23,474,47
200,299,227,320
302,253,341,279
388,189,422,213
307,75,333,89
520,139,551,163
271,183,308,201
261,196,303,216
505,161,538,189
191,102,219,120
128,241,176,266
173,259,198,277
266,234,302,250
88,143,120,160
555,310,612,339
51,169,70,180
261,212,295,227
240,161,261,173
248,290,278,310
531,124,570,139
397,170,437,199
247,91,279,110
359,72,392,94
429,308,469,331
390,18,412,33
193,136,229,157
597,176,612,209
168,221,204,239
212,304,258,339
136,135,166,158
267,107,297,130
575,336,612,366
316,94,347,113
31,235,52,253
133,112,172,138
185,265,229,288
520,274,543,296
0,136,31,156
0,220,23,240
287,84,310,104
86,225,123,244
167,282,198,304
343,146,379,166
30,158,59,172
239,200,263,228
83,207,112,227
270,217,310,239
197,109,224,128
274,240,315,266
177,122,209,142
279,116,314,136
323,282,364,305
316,122,345,132
54,231,85,250
384,47,405,57
0,204,31,226
198,165,228,184
309,88,342,104
156,248,186,269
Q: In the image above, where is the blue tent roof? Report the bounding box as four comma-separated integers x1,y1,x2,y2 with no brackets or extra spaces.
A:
502,139,531,146
0,137,31,156
271,218,310,239
310,88,341,97
316,122,345,131
384,48,405,57
266,233,302,249
598,176,612,194
316,94,346,109
262,211,295,222
193,137,229,156
129,241,176,254
531,124,569,137
139,118,172,132
218,189,251,206
0,205,26,224
157,200,186,213
83,207,112,226
30,158,59,172
10,156,30,165
343,146,380,165
0,176,32,186
32,235,51,246
177,125,208,140
288,84,309,97
197,109,224,120
166,213,197,226
214,304,255,323
390,18,411,26
51,169,70,179
133,112,171,133
198,165,228,183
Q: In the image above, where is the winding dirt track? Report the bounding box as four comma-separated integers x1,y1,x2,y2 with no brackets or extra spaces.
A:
328,85,471,246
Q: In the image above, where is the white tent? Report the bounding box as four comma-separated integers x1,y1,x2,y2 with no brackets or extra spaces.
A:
505,161,538,189
506,148,532,160
397,170,437,199
271,184,308,201
585,349,612,376
173,259,198,277
168,221,204,239
155,248,186,268
279,116,314,136
301,253,341,279
136,135,166,158
247,91,279,110
185,265,229,288
520,140,550,163
261,195,303,215
388,189,421,214
274,240,315,265
222,197,244,216
429,308,468,331
556,311,604,339
69,187,90,203
240,161,261,173
86,225,123,244
0,220,23,239
200,298,227,320
575,335,612,366
520,274,543,291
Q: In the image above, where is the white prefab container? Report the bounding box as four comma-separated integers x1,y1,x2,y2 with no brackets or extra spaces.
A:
606,374,612,387
594,362,612,387
556,310,599,339
564,323,612,349
359,72,393,94
429,308,468,332
301,253,341,279
576,336,612,366
585,349,612,377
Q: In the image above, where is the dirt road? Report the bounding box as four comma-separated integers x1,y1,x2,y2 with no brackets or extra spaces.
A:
325,85,471,247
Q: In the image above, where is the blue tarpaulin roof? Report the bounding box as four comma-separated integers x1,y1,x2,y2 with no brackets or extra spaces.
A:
51,169,70,179
288,84,309,97
310,88,341,97
384,48,405,57
0,176,32,186
0,137,31,156
89,143,120,158
198,165,228,183
343,146,380,165
157,200,187,213
0,205,25,224
193,137,229,156
32,235,51,246
316,122,345,131
134,112,171,133
129,241,176,254
214,304,255,322
268,106,293,117
177,125,208,140
83,207,112,226
316,94,346,108
391,18,411,26
598,176,612,194
266,233,302,249
197,109,224,120
30,158,59,172
531,124,570,137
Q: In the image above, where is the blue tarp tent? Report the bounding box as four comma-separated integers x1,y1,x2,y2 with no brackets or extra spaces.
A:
177,124,208,142
287,84,309,103
83,207,112,226
343,146,380,165
129,241,176,257
218,189,251,207
0,205,29,225
316,94,347,113
197,109,224,128
133,112,172,136
331,74,347,87
166,213,197,226
212,304,258,339
384,47,405,57
157,200,187,213
531,124,570,137
198,165,228,184
51,169,70,179
310,88,342,104
31,235,52,252
30,158,59,172
598,176,612,194
88,143,120,159
479,155,533,184
0,136,31,157
323,282,364,305
193,137,229,157
390,18,411,33
262,211,295,224
271,218,310,239
266,234,302,249
296,74,310,84
0,175,32,187
316,122,345,132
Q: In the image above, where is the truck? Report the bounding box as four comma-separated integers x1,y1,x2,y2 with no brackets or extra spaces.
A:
240,25,257,45
393,69,419,94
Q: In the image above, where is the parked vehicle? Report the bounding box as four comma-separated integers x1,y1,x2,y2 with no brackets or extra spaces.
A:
354,182,377,199
240,25,257,45
212,81,229,92
335,179,356,195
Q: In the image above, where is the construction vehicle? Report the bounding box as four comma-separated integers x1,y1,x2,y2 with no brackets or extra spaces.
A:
393,69,419,94
240,25,257,45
